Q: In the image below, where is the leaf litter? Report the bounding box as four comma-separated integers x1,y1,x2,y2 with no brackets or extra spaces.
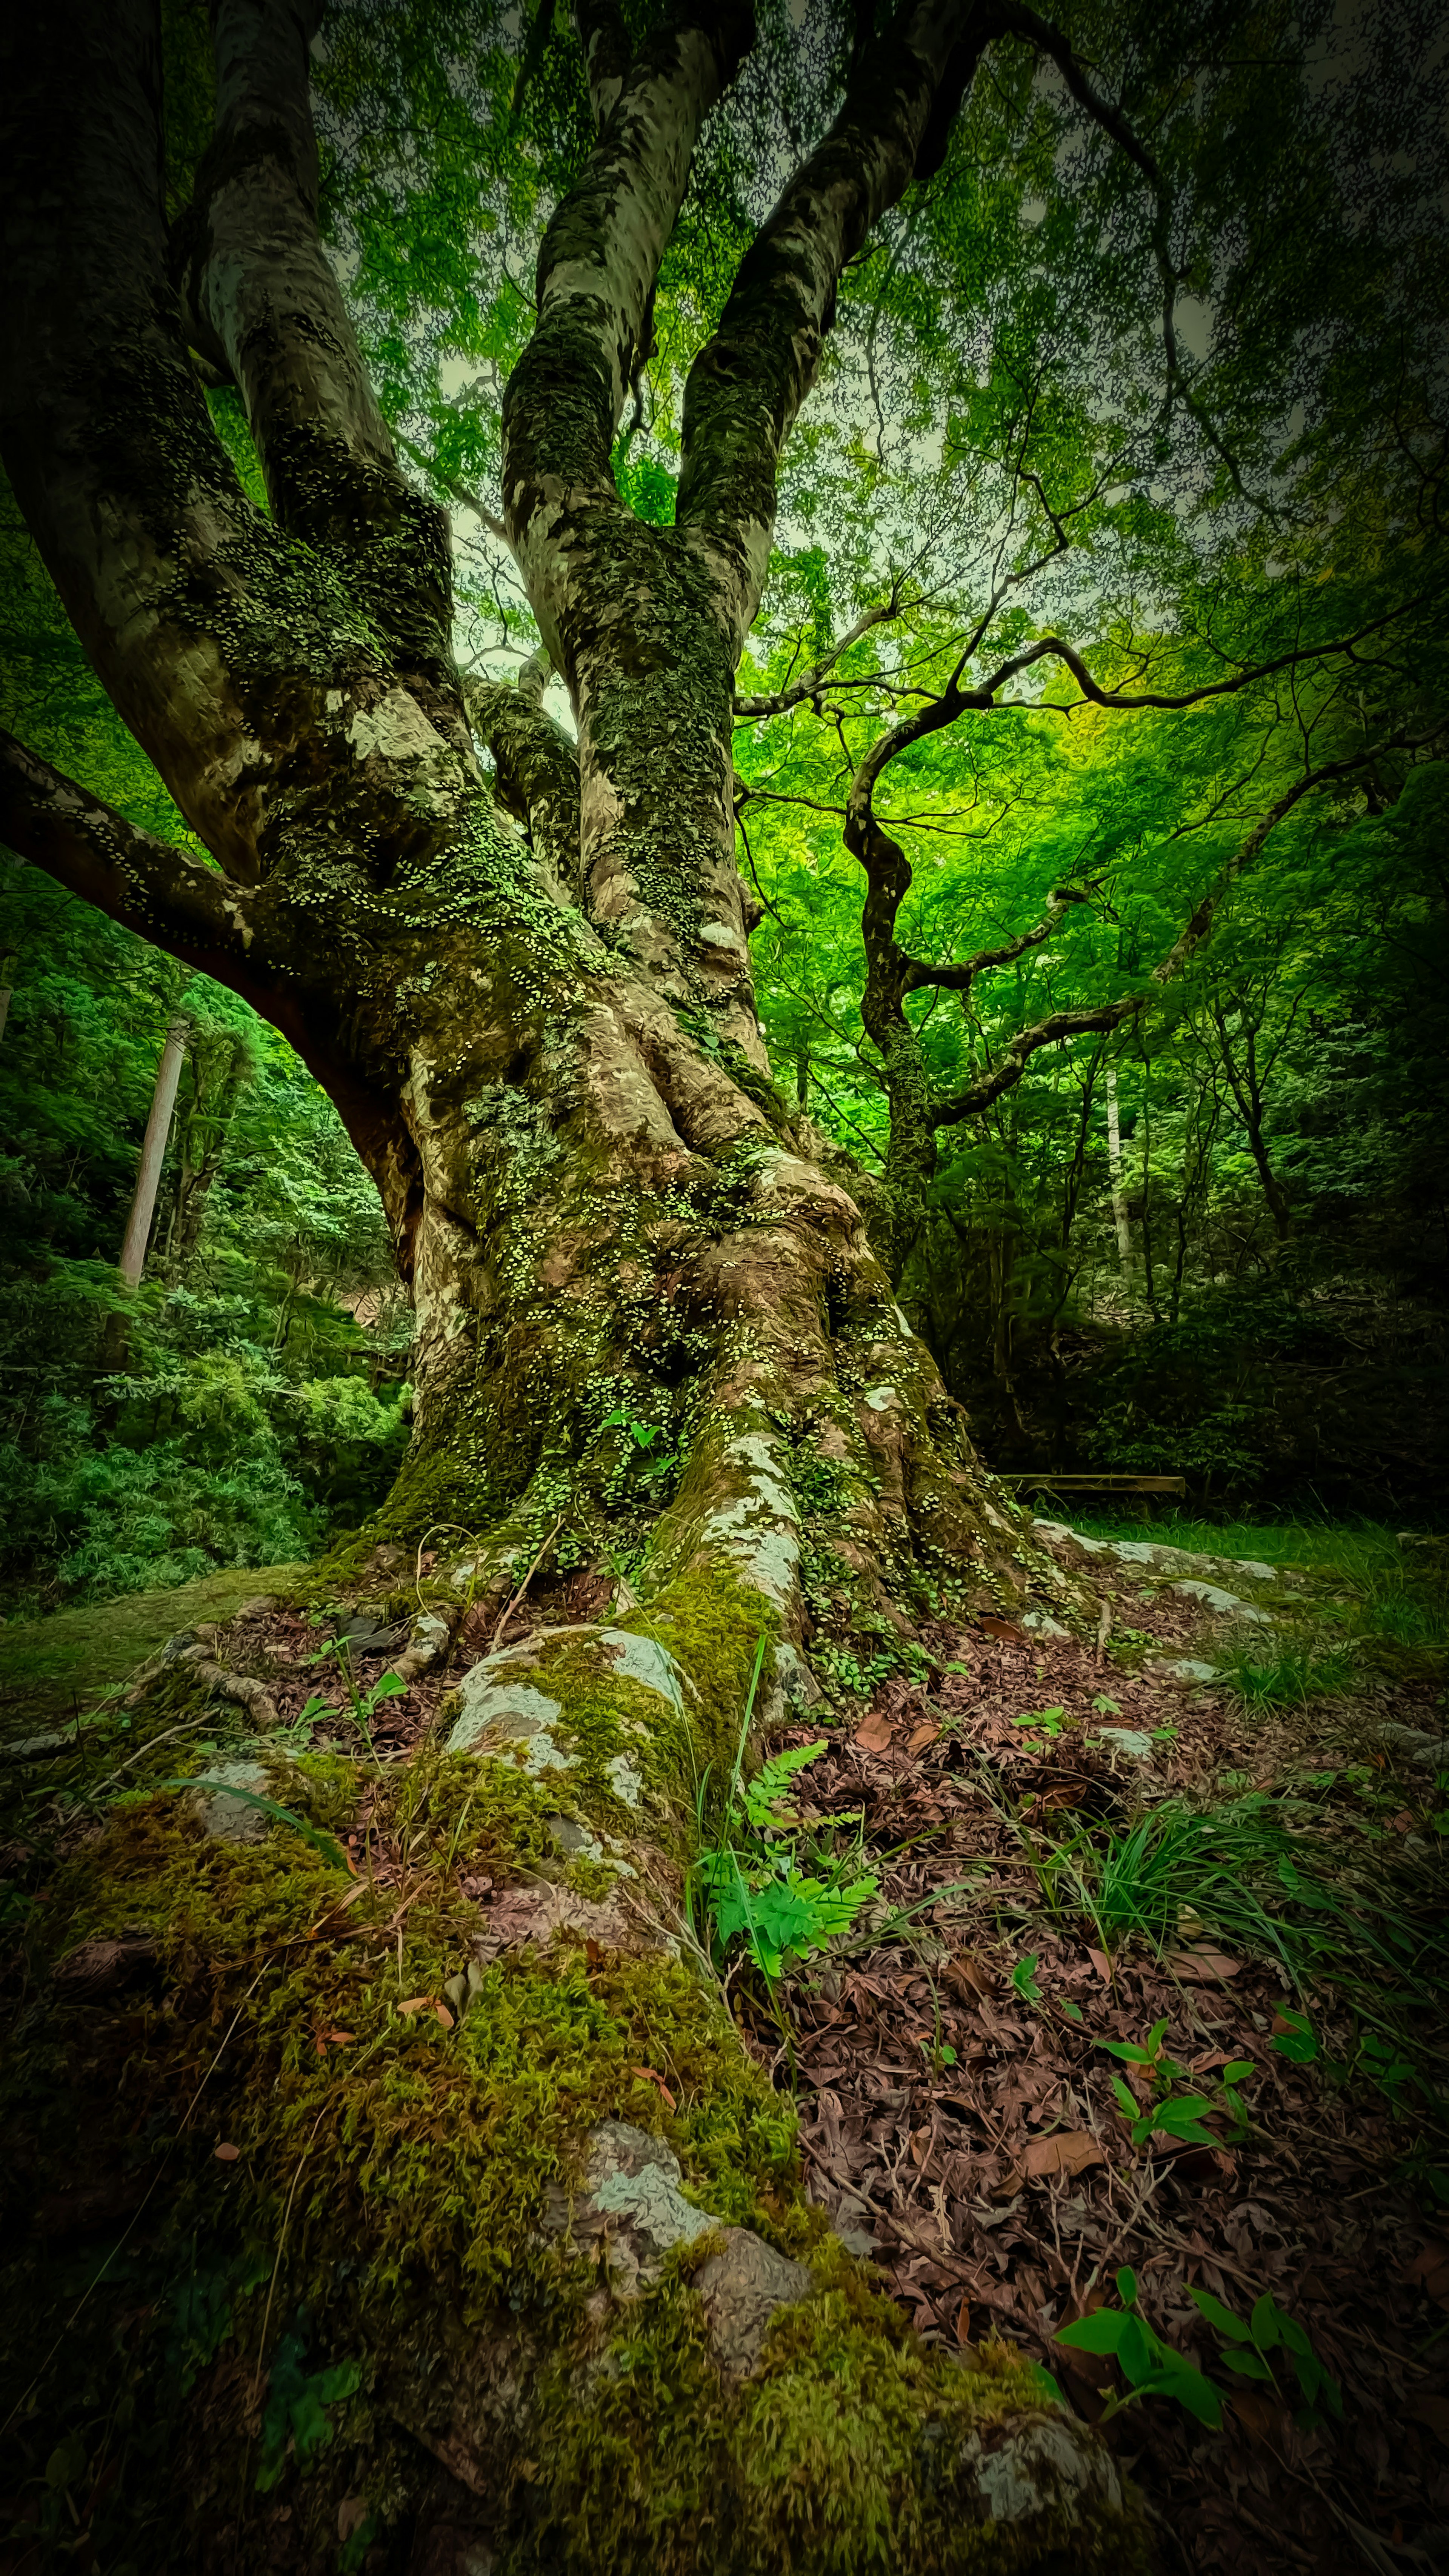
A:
737,1583,1449,2575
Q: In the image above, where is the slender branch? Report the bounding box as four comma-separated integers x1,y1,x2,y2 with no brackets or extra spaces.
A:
393,430,513,550
732,589,910,719
931,720,1446,1126
901,888,1088,993
961,612,1415,717
0,731,256,979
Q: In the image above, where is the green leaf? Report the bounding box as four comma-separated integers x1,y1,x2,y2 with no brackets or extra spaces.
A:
1116,2265,1139,2307
1057,2310,1134,2356
1250,2294,1282,2350
1189,2286,1250,2341
1221,2350,1277,2380
1150,2094,1218,2144
160,1779,347,1870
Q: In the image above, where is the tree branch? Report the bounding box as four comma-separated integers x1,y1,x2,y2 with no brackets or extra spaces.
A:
901,887,1088,993
674,0,992,644
931,721,1446,1126
462,674,581,894
732,589,910,719
502,5,754,656
0,730,258,982
172,0,455,697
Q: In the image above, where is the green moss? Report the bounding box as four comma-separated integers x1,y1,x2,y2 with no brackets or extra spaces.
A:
506,2275,1147,2575
0,1559,308,1734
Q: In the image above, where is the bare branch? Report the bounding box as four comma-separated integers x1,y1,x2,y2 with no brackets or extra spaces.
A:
732,590,910,719
931,719,1446,1126
0,730,257,984
901,887,1089,992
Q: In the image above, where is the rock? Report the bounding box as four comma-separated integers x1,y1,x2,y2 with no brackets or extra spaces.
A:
51,1934,158,1996
472,1879,662,1963
694,2229,812,2375
1093,1727,1156,1760
545,2122,813,2372
1021,1609,1070,1638
1171,1579,1273,1624
1377,1722,1449,1770
834,2224,881,2259
186,1759,271,1843
960,2413,1123,2526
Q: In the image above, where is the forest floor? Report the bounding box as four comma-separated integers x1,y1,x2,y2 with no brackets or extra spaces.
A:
1,1516,1446,2573
765,1523,1449,2576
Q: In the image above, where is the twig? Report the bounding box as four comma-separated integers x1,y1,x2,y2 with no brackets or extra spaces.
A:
250,2103,331,2407
490,1516,563,1653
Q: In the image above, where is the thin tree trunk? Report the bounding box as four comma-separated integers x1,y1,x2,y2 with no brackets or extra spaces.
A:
117,1014,189,1289
1104,1063,1135,1283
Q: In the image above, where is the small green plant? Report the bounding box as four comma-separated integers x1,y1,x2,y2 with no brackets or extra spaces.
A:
1188,2286,1342,2431
1097,2019,1255,2148
1054,2268,1222,2427
689,1647,878,1982
1271,2005,1319,2063
600,1407,680,1495
1012,1703,1072,1739
1012,1951,1044,2004
302,1633,408,1769
1357,2026,1418,2112
255,2316,363,2492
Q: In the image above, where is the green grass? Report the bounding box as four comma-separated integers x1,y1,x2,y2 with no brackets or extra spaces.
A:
0,1562,307,1735
1069,1510,1449,1659
1067,1508,1422,1578
1214,1642,1354,1710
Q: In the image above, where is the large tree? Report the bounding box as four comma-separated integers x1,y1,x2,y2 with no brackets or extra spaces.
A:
0,0,1444,2564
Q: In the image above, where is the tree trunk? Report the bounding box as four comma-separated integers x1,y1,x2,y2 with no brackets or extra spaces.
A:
0,5,1151,2561
1103,1065,1136,1286
117,1012,190,1288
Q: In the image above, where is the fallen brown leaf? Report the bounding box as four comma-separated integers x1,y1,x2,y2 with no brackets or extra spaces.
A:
1406,2241,1449,2308
1087,1947,1113,1981
631,2064,677,2110
906,1721,940,1756
1226,2386,1287,2446
1166,1945,1242,1982
1021,2130,1106,2180
1407,2395,1449,2447
979,1617,1024,1642
944,1952,993,2000
855,1712,896,1754
397,1995,432,2016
